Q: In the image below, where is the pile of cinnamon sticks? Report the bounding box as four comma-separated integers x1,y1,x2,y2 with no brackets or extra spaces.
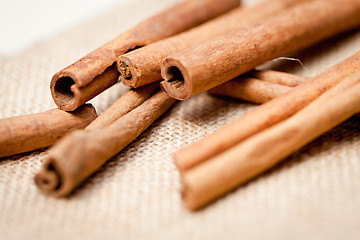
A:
1,0,360,211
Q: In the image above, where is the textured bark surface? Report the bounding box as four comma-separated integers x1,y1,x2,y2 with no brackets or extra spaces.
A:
161,0,360,100
174,51,360,173
0,104,97,158
50,0,239,111
182,70,360,210
118,0,306,88
208,70,307,103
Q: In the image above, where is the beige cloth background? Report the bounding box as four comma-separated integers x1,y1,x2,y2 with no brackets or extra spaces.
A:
1,0,360,239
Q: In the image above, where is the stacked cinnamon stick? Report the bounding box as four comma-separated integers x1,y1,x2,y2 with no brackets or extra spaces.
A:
179,51,360,210
50,0,240,111
167,0,360,210
2,0,238,158
2,0,360,212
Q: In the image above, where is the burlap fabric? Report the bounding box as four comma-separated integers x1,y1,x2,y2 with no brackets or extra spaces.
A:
1,0,360,239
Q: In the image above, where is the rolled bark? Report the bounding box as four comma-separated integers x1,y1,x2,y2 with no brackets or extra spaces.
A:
86,82,159,130
250,70,307,87
0,104,97,158
161,0,360,100
208,77,293,104
35,90,176,197
182,70,360,210
174,51,360,172
118,0,307,88
50,0,239,111
208,71,307,103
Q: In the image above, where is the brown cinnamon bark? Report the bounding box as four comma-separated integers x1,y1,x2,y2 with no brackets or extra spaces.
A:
208,71,307,103
86,82,159,130
174,51,360,173
208,77,292,104
249,70,307,87
182,70,360,210
0,104,97,158
50,0,239,111
161,0,360,100
118,0,307,88
35,90,176,197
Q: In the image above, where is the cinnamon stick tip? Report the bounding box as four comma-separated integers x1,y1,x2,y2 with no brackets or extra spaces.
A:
117,56,139,88
180,176,200,211
50,72,83,111
34,161,61,194
160,58,191,100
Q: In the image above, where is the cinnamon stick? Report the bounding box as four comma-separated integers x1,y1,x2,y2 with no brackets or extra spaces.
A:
174,51,360,172
118,0,307,88
0,104,97,158
161,0,360,100
87,70,302,130
86,82,159,130
35,90,176,197
50,0,239,111
182,69,360,210
209,78,292,104
250,70,307,87
208,71,307,103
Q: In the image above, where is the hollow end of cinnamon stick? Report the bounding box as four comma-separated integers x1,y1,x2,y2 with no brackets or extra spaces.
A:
50,74,78,110
34,130,89,198
35,160,62,194
160,58,191,100
51,64,119,111
117,57,139,88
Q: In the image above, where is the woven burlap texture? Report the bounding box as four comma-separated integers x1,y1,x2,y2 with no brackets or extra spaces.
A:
1,0,360,239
